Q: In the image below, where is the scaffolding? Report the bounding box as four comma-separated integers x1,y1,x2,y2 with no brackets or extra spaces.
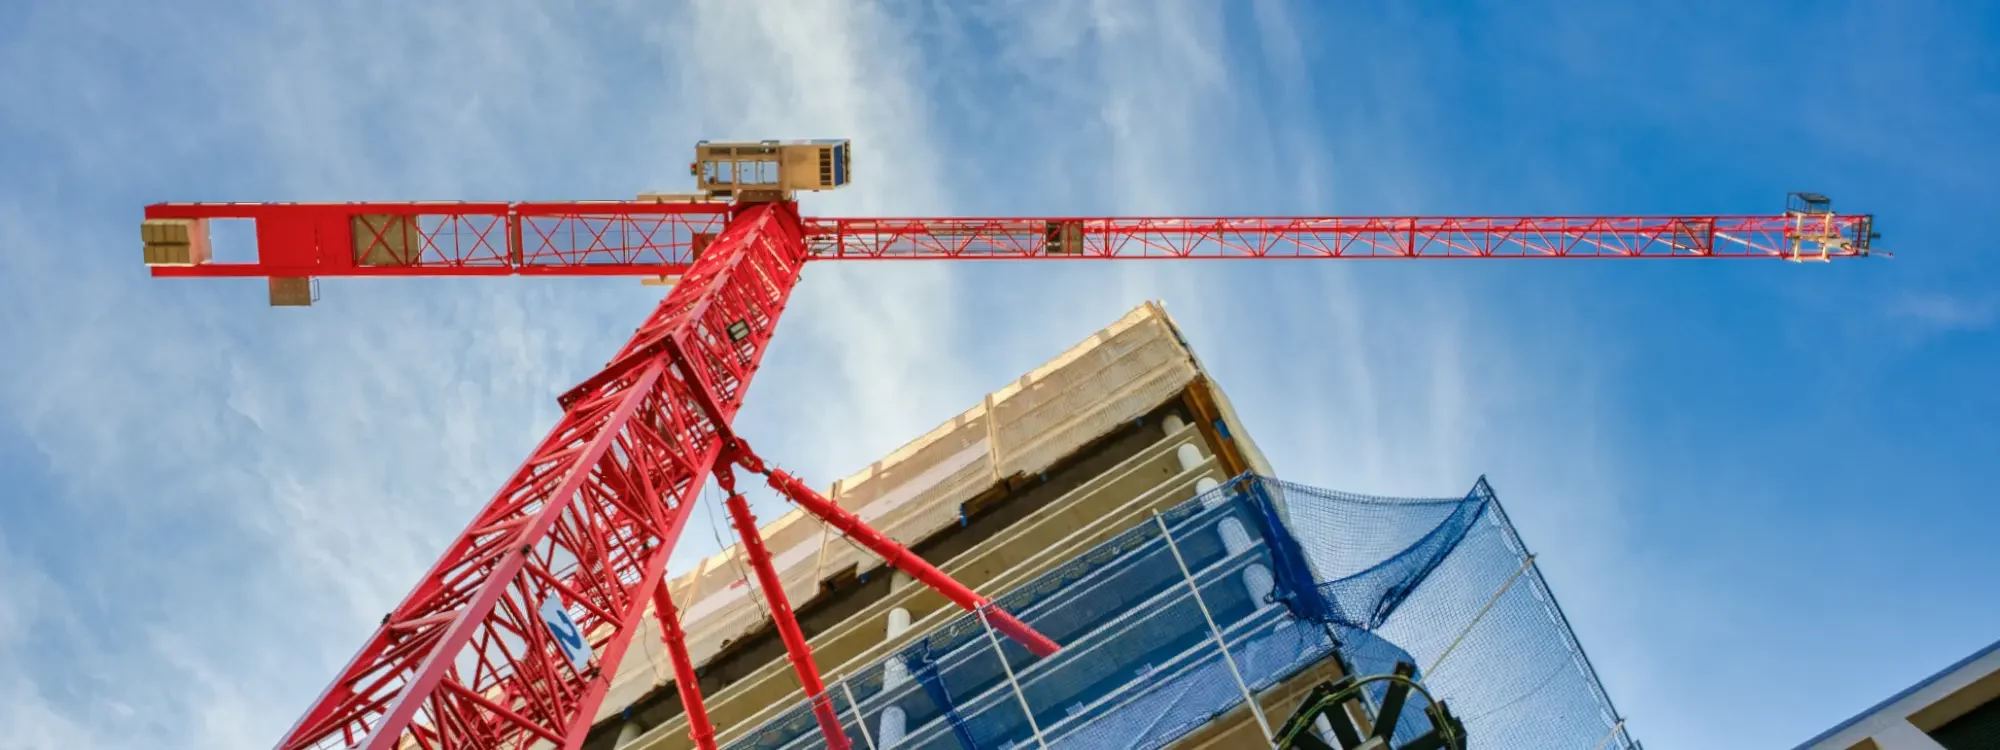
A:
721,475,1640,750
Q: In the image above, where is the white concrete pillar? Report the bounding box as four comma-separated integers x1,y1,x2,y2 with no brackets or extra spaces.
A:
878,707,908,747
1196,476,1222,508
1163,414,1187,433
879,607,914,745
1313,714,1340,746
1175,443,1203,472
1241,564,1275,603
615,720,644,747
886,608,913,640
1218,518,1253,555
882,607,913,689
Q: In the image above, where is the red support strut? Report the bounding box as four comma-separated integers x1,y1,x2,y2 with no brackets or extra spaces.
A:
717,468,852,750
731,445,1061,658
650,586,717,750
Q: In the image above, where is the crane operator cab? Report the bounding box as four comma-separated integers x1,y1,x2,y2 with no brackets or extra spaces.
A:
690,139,851,203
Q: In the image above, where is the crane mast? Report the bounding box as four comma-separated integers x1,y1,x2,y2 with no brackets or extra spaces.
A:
137,139,1877,750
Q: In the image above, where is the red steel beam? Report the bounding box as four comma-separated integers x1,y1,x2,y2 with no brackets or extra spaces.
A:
804,214,1876,260
143,201,729,278
733,447,1060,658
651,586,717,750
717,469,852,750
273,201,807,750
141,202,1876,281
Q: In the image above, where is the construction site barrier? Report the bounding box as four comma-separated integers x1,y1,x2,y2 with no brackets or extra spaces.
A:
721,475,1640,750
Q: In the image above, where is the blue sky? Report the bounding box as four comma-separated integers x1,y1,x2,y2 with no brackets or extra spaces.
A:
1,1,1995,748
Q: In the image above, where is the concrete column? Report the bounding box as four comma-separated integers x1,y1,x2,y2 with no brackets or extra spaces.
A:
615,720,645,747
1196,476,1222,508
1223,516,1278,610
882,608,913,687
1241,564,1275,603
1163,414,1187,433
1313,714,1340,746
879,607,914,746
1215,491,1281,743
1175,443,1203,472
879,708,908,747
1218,518,1252,555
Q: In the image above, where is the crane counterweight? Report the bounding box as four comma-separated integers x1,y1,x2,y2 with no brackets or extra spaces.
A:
140,217,210,266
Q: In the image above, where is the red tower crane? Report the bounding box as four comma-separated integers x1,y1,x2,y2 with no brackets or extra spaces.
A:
138,139,1876,750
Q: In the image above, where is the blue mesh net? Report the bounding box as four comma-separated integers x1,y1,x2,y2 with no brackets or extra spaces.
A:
720,475,1639,750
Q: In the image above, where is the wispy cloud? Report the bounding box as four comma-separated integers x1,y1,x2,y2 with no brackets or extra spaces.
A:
0,2,1662,749
0,4,656,747
1889,291,1999,334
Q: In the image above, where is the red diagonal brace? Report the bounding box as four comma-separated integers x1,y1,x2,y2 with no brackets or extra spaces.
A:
650,585,717,750
717,467,851,750
731,445,1061,658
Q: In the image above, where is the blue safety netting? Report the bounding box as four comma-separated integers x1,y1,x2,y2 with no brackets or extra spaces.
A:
721,475,1638,750
1257,477,1641,749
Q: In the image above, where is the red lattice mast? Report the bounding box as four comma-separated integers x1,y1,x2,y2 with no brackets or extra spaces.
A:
135,140,1876,750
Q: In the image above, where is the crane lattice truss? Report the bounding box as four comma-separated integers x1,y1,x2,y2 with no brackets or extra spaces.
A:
138,140,1875,750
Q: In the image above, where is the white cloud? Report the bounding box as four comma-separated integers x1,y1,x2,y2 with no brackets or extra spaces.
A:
0,4,661,747
882,1,1652,735
0,1,1650,747
1890,291,1998,334
657,0,973,457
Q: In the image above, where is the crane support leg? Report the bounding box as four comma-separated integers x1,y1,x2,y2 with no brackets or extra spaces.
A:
730,443,1062,658
717,467,853,750
651,585,717,750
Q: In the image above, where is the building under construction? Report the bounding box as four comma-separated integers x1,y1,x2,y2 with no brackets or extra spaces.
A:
580,302,1637,750
140,139,1873,749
